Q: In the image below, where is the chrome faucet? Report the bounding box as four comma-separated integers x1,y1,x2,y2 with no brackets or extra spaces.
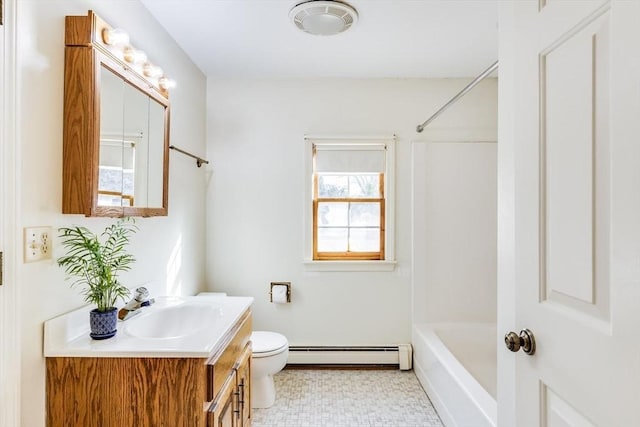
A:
118,287,155,321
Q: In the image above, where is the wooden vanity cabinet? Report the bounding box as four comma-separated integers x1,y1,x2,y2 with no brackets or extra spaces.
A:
45,309,252,427
207,313,252,427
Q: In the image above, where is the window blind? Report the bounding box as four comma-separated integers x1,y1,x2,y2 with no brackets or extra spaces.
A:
314,143,386,173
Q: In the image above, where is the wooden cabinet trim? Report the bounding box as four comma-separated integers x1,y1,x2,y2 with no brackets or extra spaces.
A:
236,343,252,427
207,309,252,402
62,46,96,215
208,309,252,365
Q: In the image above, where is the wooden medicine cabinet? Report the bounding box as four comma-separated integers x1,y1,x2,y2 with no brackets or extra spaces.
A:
63,11,170,217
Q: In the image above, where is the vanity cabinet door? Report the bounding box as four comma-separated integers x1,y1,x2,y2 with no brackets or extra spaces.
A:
46,357,208,427
208,371,237,427
236,344,252,427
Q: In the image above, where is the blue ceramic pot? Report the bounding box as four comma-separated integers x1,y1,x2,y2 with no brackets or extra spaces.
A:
89,307,118,340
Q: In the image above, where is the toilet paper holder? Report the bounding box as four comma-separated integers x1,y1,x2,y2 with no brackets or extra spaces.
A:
270,282,291,303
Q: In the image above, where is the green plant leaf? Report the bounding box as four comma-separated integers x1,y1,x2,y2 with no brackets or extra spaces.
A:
57,218,137,311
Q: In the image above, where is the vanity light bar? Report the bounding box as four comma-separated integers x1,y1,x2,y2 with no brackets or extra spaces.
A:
100,27,176,93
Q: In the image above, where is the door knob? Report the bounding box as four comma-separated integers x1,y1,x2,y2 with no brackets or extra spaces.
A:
504,329,536,355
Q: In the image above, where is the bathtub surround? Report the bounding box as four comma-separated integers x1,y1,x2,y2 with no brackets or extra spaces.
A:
412,140,497,325
13,1,206,425
206,78,498,354
411,140,498,424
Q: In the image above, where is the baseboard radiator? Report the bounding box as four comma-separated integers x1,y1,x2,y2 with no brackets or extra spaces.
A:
287,344,413,370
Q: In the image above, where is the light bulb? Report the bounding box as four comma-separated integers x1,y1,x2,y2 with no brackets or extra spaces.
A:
123,47,147,64
143,63,163,79
102,28,130,46
158,77,177,90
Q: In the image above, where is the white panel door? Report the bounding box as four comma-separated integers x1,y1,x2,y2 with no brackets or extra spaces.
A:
502,0,640,425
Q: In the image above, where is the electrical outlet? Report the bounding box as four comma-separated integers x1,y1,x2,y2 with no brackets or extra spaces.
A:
24,226,52,263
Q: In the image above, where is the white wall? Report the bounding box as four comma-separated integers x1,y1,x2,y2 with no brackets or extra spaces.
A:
205,78,497,347
17,1,207,425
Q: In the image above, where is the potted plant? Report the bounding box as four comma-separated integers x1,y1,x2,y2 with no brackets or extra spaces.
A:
57,217,137,340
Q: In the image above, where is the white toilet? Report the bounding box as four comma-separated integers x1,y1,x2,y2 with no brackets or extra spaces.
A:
250,331,289,409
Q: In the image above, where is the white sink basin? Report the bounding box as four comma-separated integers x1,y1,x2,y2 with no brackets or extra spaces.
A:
125,302,222,339
44,295,254,357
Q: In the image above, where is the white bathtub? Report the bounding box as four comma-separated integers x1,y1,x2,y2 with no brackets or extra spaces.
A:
412,323,497,427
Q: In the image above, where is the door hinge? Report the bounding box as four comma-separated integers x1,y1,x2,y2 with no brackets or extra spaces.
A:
0,251,3,286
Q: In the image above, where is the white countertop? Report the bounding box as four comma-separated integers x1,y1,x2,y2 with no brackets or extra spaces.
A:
44,295,253,358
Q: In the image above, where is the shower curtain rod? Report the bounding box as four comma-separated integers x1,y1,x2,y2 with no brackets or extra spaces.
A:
416,60,498,133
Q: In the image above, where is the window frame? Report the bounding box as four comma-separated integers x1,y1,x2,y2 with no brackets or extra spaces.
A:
312,172,385,260
303,135,396,271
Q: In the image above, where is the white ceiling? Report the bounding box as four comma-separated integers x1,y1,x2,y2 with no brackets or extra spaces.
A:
140,0,498,79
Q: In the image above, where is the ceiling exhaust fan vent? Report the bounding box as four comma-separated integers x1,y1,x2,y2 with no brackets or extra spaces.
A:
289,1,359,36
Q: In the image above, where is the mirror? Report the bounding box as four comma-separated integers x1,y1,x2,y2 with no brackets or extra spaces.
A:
62,11,170,217
98,66,165,209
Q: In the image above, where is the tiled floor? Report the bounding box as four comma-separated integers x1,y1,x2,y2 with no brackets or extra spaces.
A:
252,369,443,427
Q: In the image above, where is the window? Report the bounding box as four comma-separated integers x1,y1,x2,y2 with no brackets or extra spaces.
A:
305,137,396,268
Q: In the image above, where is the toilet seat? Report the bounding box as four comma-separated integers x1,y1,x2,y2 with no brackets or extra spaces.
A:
251,331,288,358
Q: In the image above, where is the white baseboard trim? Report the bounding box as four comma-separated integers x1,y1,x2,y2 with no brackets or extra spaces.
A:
287,345,412,369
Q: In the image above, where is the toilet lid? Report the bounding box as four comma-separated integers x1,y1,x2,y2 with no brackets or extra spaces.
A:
251,331,288,354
